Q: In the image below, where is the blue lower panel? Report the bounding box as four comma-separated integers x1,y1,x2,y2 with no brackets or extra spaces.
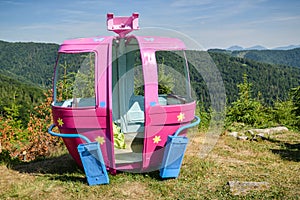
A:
160,136,188,178
77,142,109,185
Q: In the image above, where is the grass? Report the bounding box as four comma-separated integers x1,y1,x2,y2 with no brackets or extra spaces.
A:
1,130,299,199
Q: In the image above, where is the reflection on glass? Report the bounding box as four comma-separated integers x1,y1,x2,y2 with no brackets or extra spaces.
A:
54,52,95,107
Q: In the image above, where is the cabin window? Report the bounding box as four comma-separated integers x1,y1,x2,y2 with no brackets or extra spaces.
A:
155,50,192,105
53,52,96,107
112,38,145,133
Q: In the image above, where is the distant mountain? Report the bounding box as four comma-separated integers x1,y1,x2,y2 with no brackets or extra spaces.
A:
230,48,300,68
227,45,267,51
272,45,300,50
245,45,267,50
227,45,244,51
210,46,300,68
226,44,300,51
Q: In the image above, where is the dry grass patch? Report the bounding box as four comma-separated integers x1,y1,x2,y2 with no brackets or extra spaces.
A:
0,130,299,199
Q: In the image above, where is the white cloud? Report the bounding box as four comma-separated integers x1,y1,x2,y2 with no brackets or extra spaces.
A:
0,0,26,6
171,0,214,7
56,9,88,16
247,15,300,25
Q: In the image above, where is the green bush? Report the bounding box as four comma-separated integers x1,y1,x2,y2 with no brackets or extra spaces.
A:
226,74,268,129
290,86,300,129
196,102,211,131
272,100,297,129
225,74,300,131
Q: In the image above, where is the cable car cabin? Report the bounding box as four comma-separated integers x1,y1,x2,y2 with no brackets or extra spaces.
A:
49,13,199,176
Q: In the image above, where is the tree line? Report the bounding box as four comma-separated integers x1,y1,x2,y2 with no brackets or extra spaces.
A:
0,41,300,125
210,47,300,68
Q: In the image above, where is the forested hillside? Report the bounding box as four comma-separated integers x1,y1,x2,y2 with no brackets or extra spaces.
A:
209,48,300,68
0,40,58,124
0,40,58,87
0,73,44,125
0,40,300,163
0,40,300,117
158,50,300,107
208,52,300,104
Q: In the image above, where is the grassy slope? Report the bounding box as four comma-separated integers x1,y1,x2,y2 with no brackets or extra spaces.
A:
1,130,299,199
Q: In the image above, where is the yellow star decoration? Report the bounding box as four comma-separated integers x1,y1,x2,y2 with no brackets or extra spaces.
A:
57,118,64,127
153,135,161,144
177,112,185,122
95,136,105,145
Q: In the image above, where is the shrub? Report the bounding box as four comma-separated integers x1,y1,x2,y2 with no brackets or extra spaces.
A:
272,100,297,129
290,86,300,129
226,74,268,129
0,90,62,162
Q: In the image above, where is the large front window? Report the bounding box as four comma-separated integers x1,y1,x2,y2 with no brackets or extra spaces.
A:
155,50,192,105
53,52,95,107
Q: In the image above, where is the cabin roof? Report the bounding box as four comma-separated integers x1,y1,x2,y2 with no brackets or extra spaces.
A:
58,36,186,53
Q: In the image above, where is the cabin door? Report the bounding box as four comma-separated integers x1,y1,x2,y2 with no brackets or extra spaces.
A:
111,37,145,167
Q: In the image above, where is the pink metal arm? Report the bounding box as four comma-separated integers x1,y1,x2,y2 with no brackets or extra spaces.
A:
107,13,139,38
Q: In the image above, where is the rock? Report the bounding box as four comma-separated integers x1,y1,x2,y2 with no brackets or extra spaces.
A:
228,181,270,195
228,126,288,142
244,130,255,140
246,130,255,136
228,132,238,138
250,126,288,136
256,133,266,138
237,136,248,141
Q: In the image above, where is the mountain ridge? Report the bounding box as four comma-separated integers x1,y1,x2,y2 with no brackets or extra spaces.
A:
0,40,59,87
209,47,300,68
0,40,299,112
226,44,300,51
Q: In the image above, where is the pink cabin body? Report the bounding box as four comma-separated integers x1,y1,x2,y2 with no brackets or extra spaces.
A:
52,36,195,173
50,14,197,175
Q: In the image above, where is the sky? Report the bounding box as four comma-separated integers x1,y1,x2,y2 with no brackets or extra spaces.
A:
0,0,300,49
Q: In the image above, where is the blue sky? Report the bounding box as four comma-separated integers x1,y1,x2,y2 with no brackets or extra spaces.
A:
0,0,299,49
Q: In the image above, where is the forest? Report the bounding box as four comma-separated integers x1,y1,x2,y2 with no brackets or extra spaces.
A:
209,47,300,68
0,40,299,162
0,40,58,87
208,51,300,104
159,49,300,106
0,40,300,122
0,9,299,195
